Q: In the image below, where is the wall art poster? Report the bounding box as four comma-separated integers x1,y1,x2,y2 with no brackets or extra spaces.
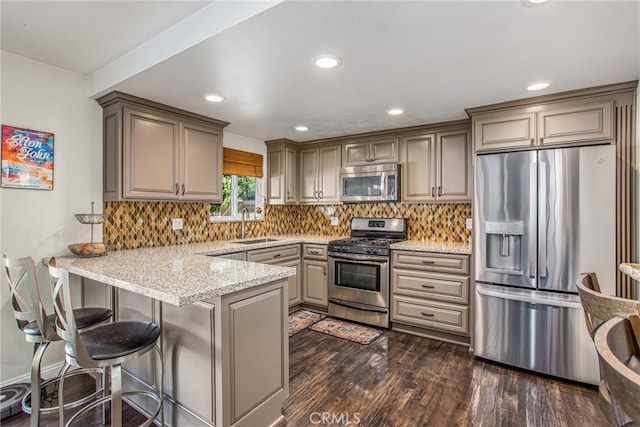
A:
1,125,54,190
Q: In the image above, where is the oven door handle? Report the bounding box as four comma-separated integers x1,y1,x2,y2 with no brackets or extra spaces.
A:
328,254,388,264
329,299,388,314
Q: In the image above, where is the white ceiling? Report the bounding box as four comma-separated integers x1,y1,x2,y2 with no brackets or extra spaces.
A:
2,1,639,143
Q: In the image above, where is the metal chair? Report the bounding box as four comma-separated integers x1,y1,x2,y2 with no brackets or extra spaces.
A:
576,272,640,425
48,257,163,427
3,255,113,427
594,313,640,426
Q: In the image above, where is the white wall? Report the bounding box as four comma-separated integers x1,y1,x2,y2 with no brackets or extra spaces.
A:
0,51,103,384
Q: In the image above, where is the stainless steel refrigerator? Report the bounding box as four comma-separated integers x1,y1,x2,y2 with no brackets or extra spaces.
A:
473,144,616,385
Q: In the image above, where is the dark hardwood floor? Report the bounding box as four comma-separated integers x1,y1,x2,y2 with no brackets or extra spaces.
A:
283,328,611,427
4,328,610,426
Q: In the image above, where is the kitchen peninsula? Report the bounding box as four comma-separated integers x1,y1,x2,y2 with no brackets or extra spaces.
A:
56,240,297,427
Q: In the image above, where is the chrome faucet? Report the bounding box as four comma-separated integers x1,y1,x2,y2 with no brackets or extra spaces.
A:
241,208,249,239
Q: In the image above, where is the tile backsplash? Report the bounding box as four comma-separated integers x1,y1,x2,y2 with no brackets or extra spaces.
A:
104,201,471,250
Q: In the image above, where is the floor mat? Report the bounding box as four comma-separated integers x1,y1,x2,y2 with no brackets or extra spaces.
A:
289,310,327,337
308,318,383,345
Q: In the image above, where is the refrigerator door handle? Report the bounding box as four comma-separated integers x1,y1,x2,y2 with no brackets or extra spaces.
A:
528,162,537,279
476,286,582,309
539,161,547,278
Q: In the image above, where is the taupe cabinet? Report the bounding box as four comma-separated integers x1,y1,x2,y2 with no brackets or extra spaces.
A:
302,244,328,307
83,277,289,427
247,244,301,307
298,145,341,204
472,98,614,152
391,250,470,342
97,91,228,202
266,141,297,205
401,129,471,202
342,137,399,166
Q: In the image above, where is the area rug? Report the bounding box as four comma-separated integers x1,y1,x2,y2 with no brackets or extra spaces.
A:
309,318,383,345
289,310,327,337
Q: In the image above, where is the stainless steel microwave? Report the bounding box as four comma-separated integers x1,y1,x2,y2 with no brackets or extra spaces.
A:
339,163,400,202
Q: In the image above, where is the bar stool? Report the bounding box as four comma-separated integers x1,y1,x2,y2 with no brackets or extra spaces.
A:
594,313,640,426
3,255,113,427
576,272,640,425
48,257,163,427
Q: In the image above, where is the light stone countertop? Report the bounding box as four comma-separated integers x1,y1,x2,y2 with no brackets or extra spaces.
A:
57,234,470,306
620,263,640,282
56,235,345,306
390,240,472,255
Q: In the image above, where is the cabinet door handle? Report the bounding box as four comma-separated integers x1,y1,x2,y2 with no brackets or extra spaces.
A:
421,285,435,289
431,187,435,198
309,251,321,255
530,138,535,145
181,183,185,196
286,191,290,200
175,183,179,195
421,312,435,317
323,267,326,276
273,253,281,258
437,186,442,197
540,137,544,144
421,260,436,264
319,190,323,199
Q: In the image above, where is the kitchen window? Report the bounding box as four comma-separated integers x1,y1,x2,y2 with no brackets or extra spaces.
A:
214,148,264,221
220,174,263,218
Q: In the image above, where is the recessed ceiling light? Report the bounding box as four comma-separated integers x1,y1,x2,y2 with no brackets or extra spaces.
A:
527,81,551,91
313,55,342,69
295,125,309,132
386,108,404,116
204,93,226,103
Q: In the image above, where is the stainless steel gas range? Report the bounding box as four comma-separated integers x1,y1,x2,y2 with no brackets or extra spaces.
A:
328,217,407,328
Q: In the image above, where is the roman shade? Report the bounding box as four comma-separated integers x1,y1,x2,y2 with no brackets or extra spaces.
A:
222,148,263,178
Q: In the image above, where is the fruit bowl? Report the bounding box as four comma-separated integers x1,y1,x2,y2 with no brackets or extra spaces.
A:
68,242,111,257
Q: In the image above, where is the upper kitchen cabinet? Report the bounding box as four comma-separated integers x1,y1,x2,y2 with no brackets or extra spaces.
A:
342,137,399,166
299,144,341,204
97,92,228,202
401,122,471,203
469,96,615,153
266,139,298,205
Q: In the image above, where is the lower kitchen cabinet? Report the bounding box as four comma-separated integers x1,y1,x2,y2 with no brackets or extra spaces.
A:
247,244,301,307
101,278,288,426
391,250,471,345
302,244,328,308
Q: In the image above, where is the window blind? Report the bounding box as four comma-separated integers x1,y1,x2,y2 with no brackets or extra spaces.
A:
222,148,263,178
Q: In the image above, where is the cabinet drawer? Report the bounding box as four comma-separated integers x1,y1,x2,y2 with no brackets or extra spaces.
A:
391,295,468,335
392,269,469,304
392,251,469,275
247,244,300,264
303,244,327,260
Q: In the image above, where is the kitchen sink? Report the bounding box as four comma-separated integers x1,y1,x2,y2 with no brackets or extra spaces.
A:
234,238,281,244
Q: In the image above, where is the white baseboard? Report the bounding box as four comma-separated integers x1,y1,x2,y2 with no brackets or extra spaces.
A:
0,361,65,388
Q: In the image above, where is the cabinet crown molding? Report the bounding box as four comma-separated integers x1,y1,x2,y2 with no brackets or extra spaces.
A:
465,80,638,117
96,91,230,128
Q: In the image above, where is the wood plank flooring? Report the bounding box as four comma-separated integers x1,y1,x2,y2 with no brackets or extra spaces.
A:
4,328,610,426
282,328,610,427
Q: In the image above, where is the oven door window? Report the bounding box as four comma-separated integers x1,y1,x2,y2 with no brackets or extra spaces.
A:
334,260,380,292
342,176,383,197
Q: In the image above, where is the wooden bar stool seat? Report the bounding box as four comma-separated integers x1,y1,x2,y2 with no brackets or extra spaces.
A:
576,272,640,425
594,313,640,426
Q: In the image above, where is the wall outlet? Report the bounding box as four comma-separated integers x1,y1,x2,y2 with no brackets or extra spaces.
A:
466,218,472,230
330,216,339,226
172,218,183,230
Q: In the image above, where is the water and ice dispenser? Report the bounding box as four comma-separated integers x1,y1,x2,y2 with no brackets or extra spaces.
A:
484,221,524,274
